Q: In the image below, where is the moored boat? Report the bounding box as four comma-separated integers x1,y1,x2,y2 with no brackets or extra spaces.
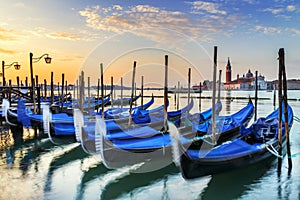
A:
177,103,293,179
84,101,253,169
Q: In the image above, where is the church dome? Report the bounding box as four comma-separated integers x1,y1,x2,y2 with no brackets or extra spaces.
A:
246,69,253,78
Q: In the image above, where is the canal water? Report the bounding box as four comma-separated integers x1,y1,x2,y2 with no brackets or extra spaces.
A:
0,90,299,200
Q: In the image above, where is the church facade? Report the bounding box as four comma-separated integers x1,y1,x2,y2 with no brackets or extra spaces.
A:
223,58,267,90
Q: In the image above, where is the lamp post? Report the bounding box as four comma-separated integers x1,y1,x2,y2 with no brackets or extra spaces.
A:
1,61,21,86
29,52,52,98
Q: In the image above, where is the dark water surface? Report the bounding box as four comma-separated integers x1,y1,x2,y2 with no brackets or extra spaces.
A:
0,90,299,200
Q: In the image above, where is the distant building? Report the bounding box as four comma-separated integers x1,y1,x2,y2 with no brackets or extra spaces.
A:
272,79,300,90
192,80,224,91
226,57,232,83
223,58,267,90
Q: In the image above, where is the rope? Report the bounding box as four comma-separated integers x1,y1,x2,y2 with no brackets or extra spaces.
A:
193,135,217,146
288,152,300,158
293,116,300,123
265,143,283,159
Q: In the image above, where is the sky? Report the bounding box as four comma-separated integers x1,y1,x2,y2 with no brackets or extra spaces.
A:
1,0,300,87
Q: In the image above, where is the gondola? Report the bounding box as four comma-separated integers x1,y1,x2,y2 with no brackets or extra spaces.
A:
178,103,293,179
106,93,141,106
49,96,156,136
81,98,197,142
84,100,253,169
2,94,110,128
103,95,154,119
15,96,155,136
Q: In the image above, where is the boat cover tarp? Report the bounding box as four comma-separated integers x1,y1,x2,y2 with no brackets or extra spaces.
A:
112,132,191,150
17,98,31,128
104,96,154,119
168,99,194,118
187,103,293,159
187,139,261,159
53,123,75,135
106,126,158,140
195,102,254,133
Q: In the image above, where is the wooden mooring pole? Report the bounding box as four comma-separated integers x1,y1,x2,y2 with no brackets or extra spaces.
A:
50,72,54,104
254,70,258,121
277,48,283,170
199,82,202,112
110,76,114,108
100,63,104,118
279,48,292,169
163,55,168,132
211,46,217,144
176,81,180,110
187,68,191,112
61,73,65,104
273,83,276,110
141,76,144,109
128,61,137,127
17,76,20,87
44,79,47,100
97,78,100,112
217,70,222,116
134,82,137,106
88,76,90,110
120,77,123,109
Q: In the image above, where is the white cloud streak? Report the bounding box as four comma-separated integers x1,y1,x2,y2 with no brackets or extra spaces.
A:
188,1,227,15
255,25,282,34
262,4,297,15
79,4,238,43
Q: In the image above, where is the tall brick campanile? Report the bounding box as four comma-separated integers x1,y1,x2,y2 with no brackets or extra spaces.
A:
226,57,232,83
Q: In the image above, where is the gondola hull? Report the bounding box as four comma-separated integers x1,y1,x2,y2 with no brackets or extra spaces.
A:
178,103,293,179
180,139,283,179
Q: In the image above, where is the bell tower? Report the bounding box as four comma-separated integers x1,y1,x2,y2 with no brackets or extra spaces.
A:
226,57,232,83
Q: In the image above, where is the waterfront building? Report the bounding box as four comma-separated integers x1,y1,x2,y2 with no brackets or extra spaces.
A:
223,58,267,90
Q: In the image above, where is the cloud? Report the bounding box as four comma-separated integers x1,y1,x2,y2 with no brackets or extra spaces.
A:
27,28,97,41
286,5,296,12
262,4,297,15
242,0,259,4
79,4,239,43
0,48,17,54
255,25,282,34
13,2,26,8
58,55,85,61
187,1,227,15
47,32,81,41
262,8,284,14
0,27,20,41
286,28,300,35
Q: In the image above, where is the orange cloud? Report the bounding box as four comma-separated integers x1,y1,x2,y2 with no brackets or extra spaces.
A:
0,27,19,41
0,48,17,54
47,32,81,41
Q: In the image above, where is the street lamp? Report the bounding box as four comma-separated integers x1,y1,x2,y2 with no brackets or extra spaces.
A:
30,52,52,86
29,52,52,97
1,61,21,86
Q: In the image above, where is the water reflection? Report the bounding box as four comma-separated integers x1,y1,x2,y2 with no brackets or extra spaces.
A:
44,144,88,192
100,163,178,199
225,90,232,114
76,162,110,200
199,160,274,200
1,125,53,175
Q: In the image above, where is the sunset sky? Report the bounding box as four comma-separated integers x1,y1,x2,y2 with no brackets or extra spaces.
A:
1,0,300,87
